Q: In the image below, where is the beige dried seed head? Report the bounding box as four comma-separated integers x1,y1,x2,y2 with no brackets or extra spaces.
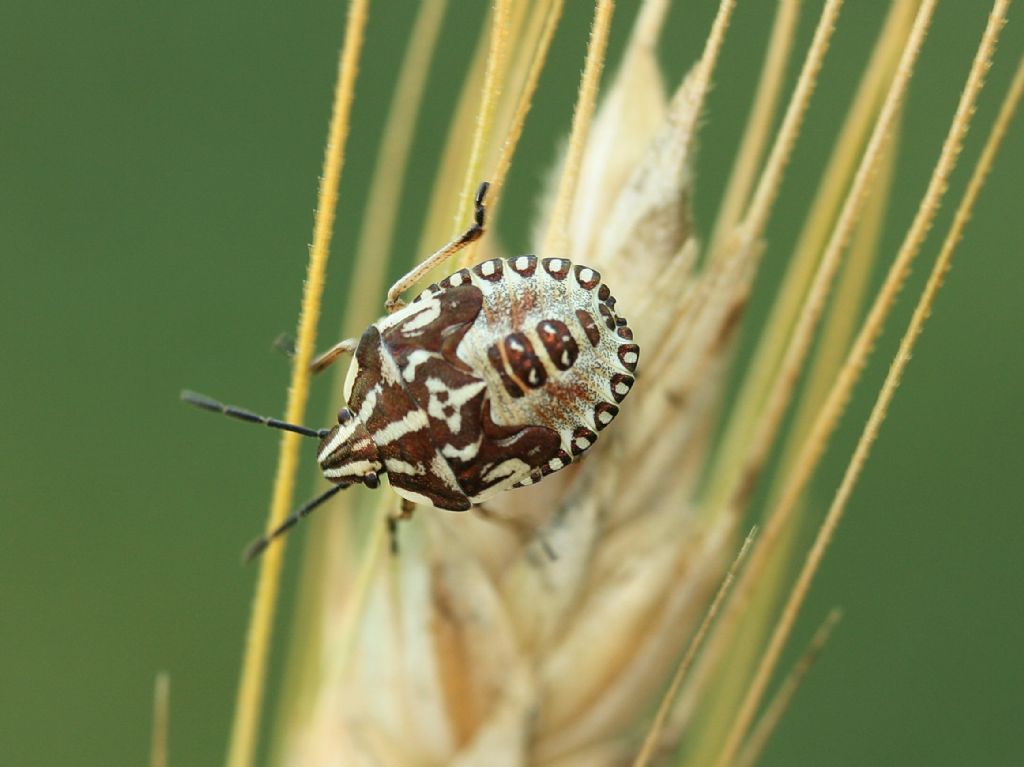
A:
249,2,1014,765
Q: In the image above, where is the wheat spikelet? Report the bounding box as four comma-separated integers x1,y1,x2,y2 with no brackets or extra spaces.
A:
216,2,1019,765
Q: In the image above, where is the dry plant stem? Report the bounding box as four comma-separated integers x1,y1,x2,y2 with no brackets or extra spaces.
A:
631,528,758,767
698,0,846,512
707,0,801,265
720,0,937,513
541,0,615,260
771,0,1010,547
342,0,449,329
224,2,369,766
150,672,170,767
732,609,843,767
453,0,511,238
713,43,1020,767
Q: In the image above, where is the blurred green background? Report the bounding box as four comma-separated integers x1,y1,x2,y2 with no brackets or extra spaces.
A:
2,2,1021,765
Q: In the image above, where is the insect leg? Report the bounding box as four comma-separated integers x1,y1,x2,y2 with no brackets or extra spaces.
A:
384,181,489,314
273,333,357,375
386,498,417,555
398,497,417,519
310,337,358,374
472,501,558,561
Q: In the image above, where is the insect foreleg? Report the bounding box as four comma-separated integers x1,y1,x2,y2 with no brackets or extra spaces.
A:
273,333,357,374
310,337,358,374
384,181,489,314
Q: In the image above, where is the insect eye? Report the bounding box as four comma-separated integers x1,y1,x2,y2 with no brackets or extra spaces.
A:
363,472,380,489
337,408,353,425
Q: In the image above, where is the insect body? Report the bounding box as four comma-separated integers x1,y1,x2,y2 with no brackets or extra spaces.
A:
323,254,638,511
184,183,638,558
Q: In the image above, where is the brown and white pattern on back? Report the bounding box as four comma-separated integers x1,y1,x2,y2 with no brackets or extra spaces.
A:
328,255,638,511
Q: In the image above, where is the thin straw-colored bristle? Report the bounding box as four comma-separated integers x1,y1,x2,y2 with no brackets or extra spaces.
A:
631,528,757,767
776,126,898,480
457,0,567,267
704,0,915,510
663,0,736,197
707,0,801,265
699,0,848,514
713,0,936,515
150,672,170,767
685,5,930,762
342,0,449,329
732,609,843,767
252,5,1019,765
818,49,1023,565
453,0,511,241
415,31,489,265
274,6,449,750
737,0,843,256
691,0,737,109
387,2,511,300
479,0,564,224
772,0,1010,551
714,14,1015,764
224,2,369,766
541,0,615,260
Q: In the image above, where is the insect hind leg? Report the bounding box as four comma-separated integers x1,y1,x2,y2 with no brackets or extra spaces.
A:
386,498,417,555
472,500,558,561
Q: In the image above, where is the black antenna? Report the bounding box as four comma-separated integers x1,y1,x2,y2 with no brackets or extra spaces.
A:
181,390,329,439
243,484,346,562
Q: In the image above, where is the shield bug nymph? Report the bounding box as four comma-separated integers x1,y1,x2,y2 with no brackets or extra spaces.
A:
184,183,639,560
